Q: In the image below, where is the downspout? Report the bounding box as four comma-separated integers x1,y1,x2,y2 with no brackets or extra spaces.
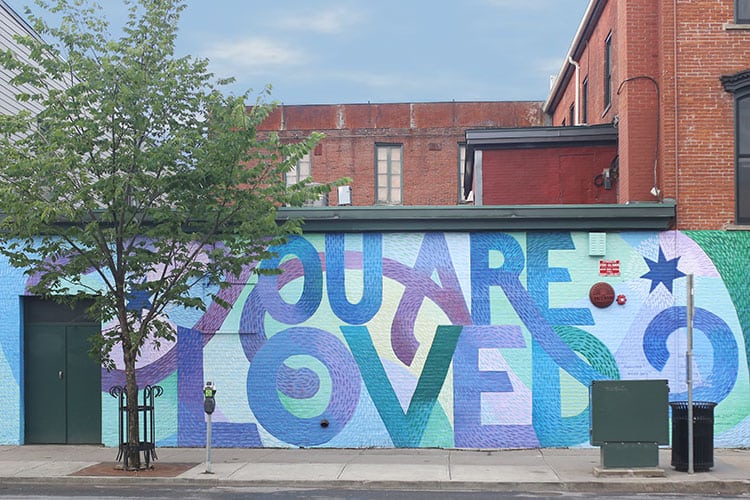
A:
673,0,679,211
569,56,581,125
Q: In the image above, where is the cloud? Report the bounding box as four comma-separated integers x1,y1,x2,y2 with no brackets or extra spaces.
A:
278,6,366,35
482,0,572,10
483,0,537,7
202,37,305,73
535,57,568,76
325,69,511,102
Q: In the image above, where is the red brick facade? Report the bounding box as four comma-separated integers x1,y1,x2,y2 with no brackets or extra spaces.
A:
481,145,618,205
257,102,544,206
547,0,750,229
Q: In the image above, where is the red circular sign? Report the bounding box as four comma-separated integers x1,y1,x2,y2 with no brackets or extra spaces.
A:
589,282,615,308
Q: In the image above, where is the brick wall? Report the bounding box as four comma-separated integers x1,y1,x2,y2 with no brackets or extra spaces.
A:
551,0,618,127
257,102,545,206
482,145,618,205
549,0,750,229
662,0,750,229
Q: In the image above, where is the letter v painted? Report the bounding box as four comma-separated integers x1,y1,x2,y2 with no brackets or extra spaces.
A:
341,325,461,447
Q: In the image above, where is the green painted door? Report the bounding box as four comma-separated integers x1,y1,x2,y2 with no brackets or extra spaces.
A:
24,323,101,444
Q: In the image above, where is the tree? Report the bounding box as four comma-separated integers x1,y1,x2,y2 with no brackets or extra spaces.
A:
0,0,341,469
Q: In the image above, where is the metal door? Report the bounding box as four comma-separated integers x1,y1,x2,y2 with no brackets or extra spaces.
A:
24,299,101,444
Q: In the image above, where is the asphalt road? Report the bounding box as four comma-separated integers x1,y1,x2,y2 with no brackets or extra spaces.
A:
0,483,745,500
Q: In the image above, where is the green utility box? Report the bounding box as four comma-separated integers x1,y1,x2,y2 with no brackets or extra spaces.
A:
590,379,669,468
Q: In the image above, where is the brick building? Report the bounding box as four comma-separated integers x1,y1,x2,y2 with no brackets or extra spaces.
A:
257,102,544,207
541,0,750,229
271,0,750,229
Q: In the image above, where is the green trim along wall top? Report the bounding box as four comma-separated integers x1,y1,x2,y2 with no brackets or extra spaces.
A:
277,201,676,233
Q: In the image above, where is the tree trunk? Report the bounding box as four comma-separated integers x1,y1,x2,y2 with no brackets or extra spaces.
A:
123,344,141,470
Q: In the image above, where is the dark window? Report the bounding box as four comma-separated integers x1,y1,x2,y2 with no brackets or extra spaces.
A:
604,33,612,110
738,0,750,24
723,70,750,224
739,95,750,223
582,77,589,124
458,143,470,203
569,103,575,126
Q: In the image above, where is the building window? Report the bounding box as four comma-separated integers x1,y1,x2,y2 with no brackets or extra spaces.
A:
738,94,750,223
604,33,612,110
738,0,750,24
722,69,750,224
375,144,402,204
569,103,575,126
582,77,589,124
285,153,311,186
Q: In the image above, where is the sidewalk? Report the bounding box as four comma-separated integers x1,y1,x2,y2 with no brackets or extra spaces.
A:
1,445,750,494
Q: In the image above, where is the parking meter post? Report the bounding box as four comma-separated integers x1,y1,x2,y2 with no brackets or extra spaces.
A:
203,381,216,474
206,413,212,474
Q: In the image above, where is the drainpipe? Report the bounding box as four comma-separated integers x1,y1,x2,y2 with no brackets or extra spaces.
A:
569,56,581,125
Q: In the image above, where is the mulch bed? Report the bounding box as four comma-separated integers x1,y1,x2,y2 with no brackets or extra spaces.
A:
70,462,198,477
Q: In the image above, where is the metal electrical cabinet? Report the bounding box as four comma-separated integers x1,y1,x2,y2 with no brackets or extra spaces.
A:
590,379,669,468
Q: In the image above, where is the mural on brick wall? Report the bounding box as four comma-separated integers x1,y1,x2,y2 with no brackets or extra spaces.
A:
95,230,750,448
2,230,749,447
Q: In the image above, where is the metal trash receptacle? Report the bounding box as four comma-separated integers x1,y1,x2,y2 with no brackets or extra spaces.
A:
670,401,716,472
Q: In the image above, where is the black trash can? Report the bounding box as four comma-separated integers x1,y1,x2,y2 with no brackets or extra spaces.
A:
670,401,716,472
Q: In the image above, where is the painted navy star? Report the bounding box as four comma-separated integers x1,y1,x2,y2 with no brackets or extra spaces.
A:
126,285,152,312
641,248,686,293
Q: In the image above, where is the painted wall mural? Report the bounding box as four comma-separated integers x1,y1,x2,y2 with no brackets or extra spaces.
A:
1,229,749,447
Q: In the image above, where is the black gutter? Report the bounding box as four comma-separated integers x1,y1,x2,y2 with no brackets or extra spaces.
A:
465,123,617,149
277,201,676,233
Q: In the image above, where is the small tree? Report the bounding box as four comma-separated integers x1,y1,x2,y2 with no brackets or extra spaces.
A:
0,0,340,468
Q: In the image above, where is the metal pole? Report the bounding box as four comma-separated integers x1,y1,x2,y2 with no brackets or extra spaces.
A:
205,412,213,474
686,273,694,474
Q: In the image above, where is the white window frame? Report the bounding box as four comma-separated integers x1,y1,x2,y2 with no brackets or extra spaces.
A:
375,144,403,205
285,153,311,186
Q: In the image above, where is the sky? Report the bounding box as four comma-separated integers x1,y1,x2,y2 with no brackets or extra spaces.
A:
8,0,591,105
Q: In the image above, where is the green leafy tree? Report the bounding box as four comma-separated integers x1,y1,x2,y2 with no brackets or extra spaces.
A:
0,0,341,468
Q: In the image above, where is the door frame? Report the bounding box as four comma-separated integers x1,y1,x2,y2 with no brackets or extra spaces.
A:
23,297,102,444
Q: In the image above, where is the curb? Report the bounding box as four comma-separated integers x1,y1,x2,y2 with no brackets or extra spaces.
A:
2,475,750,495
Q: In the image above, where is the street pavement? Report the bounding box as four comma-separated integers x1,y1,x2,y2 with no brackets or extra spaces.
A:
0,445,749,494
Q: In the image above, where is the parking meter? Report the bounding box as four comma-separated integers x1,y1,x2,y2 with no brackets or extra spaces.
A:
203,381,216,474
204,381,216,414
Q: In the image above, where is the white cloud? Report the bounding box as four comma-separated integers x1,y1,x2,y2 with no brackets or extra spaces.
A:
482,0,571,10
483,0,536,7
278,6,366,34
326,69,507,102
203,37,305,73
536,57,568,76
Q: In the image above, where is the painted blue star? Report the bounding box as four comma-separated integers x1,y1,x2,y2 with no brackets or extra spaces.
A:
126,283,152,312
641,248,686,294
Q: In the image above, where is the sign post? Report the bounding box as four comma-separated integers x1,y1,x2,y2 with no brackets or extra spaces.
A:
686,274,694,474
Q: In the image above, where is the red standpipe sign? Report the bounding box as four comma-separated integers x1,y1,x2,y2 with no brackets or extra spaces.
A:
599,260,620,276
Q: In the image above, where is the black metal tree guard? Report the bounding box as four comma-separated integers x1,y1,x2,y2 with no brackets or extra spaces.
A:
109,384,163,469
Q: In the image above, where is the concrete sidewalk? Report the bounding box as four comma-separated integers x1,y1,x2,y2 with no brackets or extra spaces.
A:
0,445,749,494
